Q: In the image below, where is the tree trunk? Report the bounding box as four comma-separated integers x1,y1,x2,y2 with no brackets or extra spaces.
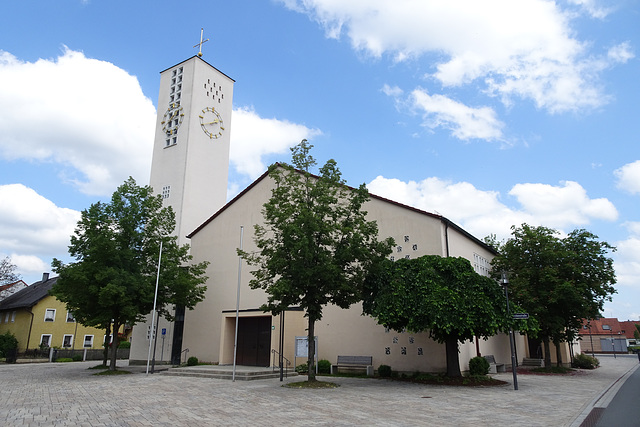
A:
542,337,552,368
445,337,462,377
554,340,563,367
109,320,120,371
102,323,111,366
307,319,316,382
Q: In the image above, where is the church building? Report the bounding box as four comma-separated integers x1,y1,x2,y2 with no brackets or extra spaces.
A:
129,50,526,374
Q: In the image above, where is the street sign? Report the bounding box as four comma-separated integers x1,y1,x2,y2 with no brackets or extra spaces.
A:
161,328,166,335
513,313,529,320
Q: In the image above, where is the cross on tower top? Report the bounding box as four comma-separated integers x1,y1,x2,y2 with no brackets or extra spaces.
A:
193,28,209,57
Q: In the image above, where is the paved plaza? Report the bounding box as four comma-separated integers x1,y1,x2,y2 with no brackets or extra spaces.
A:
0,355,637,426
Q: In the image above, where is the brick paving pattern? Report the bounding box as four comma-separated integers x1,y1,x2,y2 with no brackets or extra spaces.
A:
0,355,637,426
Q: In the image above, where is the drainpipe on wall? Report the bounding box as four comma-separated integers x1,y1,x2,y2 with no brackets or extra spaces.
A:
443,220,450,257
26,308,35,350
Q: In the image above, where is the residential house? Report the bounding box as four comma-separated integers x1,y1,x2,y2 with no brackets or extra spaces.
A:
0,273,119,352
578,318,630,354
0,280,28,301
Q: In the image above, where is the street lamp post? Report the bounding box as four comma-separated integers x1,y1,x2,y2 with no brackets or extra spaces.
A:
502,272,518,391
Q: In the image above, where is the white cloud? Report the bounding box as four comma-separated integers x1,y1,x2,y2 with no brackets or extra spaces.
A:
281,0,623,113
509,181,618,227
367,176,617,241
0,48,156,196
0,184,80,279
567,0,613,19
410,89,504,141
229,106,322,179
607,42,634,63
614,160,640,195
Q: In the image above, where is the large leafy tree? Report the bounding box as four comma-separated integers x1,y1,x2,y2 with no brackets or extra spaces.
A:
52,177,208,370
490,224,616,367
363,255,532,377
239,140,394,382
0,256,20,286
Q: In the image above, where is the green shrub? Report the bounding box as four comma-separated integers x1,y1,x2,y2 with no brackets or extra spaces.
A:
295,363,308,373
118,341,131,349
317,359,331,374
187,356,198,366
0,331,18,358
572,353,600,369
378,364,392,377
56,358,73,363
72,354,83,362
469,356,490,376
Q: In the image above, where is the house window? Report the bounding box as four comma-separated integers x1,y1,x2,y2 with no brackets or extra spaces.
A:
4,312,9,323
11,311,16,322
602,325,611,330
83,335,94,348
66,311,75,323
44,309,56,322
40,334,52,347
62,335,73,348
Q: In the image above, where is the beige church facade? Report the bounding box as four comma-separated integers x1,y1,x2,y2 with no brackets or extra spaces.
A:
129,53,529,374
132,168,525,374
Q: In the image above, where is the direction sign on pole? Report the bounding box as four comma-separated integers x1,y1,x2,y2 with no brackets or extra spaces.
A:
513,313,529,320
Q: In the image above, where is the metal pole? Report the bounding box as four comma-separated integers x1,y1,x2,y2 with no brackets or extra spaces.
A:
279,311,285,381
233,226,244,382
502,272,518,391
146,240,163,375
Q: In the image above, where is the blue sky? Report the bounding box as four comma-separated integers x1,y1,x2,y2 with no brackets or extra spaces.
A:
1,1,638,320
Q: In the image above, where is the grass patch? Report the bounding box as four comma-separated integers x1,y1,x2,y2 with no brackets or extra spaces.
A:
284,380,340,389
531,366,574,374
55,358,74,363
93,369,132,376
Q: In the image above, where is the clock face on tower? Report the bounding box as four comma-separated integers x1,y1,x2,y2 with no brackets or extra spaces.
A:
199,107,224,139
161,103,184,135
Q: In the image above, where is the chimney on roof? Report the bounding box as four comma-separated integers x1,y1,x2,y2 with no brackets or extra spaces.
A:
42,272,50,282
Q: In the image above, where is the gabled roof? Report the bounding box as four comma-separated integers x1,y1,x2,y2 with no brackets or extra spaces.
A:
0,275,58,311
579,318,625,335
186,163,497,255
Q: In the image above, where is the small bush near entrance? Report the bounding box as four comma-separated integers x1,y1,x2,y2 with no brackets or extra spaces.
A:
295,363,308,373
0,331,18,358
378,364,392,377
317,359,331,374
469,356,490,376
72,354,83,362
572,353,600,369
187,356,198,366
118,341,131,349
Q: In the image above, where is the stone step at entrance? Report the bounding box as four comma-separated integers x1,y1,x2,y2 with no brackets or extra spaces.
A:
162,365,298,381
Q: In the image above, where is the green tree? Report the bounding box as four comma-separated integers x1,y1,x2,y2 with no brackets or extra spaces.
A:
490,224,616,367
363,255,533,377
0,256,20,286
634,324,640,341
51,177,208,370
239,140,394,382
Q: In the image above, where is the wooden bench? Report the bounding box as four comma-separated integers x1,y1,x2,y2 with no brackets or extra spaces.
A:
331,355,374,376
484,355,505,374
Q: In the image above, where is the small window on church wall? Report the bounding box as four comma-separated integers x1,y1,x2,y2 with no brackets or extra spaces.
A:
178,67,183,74
172,137,177,145
178,75,182,82
171,78,176,85
172,70,176,77
178,84,181,91
162,186,171,199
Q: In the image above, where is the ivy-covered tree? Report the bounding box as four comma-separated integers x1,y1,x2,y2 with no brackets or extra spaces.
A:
52,177,208,370
239,140,394,382
363,255,533,377
490,224,616,367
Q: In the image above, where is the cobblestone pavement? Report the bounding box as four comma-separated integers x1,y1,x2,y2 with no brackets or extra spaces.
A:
0,355,637,426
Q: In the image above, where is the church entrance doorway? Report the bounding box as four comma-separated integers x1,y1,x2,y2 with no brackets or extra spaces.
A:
236,316,271,367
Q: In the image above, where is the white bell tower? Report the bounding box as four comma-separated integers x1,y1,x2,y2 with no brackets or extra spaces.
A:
149,54,234,246
130,35,234,365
